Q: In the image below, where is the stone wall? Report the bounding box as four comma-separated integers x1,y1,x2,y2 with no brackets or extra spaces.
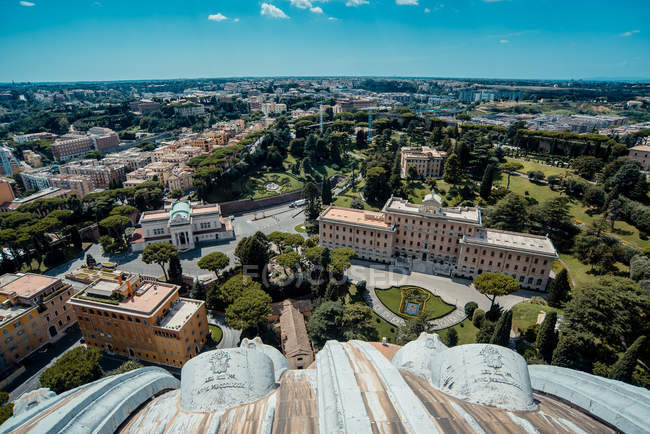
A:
220,190,302,216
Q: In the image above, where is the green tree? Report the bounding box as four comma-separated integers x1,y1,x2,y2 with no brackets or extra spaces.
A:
444,328,458,347
234,233,269,280
395,315,428,345
85,253,97,268
527,170,545,182
547,269,571,307
99,215,130,248
321,178,333,206
276,251,300,273
443,153,463,187
225,288,272,332
190,280,206,300
39,347,103,394
210,274,262,308
571,156,603,181
473,273,520,310
104,360,144,377
489,309,512,347
535,312,558,362
341,303,380,342
197,252,230,276
0,391,8,405
609,335,646,383
464,301,479,318
0,403,13,425
479,163,496,200
109,205,136,217
142,242,179,280
364,166,391,205
302,182,321,220
486,193,528,232
407,165,420,182
499,161,524,189
308,300,344,349
168,254,183,285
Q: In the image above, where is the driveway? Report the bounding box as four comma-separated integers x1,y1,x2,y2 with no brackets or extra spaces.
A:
207,311,241,349
347,260,539,314
46,203,306,281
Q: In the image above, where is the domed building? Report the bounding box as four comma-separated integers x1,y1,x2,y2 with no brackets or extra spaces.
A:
2,334,649,433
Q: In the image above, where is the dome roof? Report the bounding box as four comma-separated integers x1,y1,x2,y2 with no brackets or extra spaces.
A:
170,201,191,220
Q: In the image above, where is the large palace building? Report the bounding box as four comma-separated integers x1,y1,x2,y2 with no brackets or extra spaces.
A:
133,201,234,252
318,197,558,290
68,275,208,368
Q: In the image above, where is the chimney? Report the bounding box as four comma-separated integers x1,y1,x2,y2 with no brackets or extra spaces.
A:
382,337,387,346
126,280,132,297
118,274,122,285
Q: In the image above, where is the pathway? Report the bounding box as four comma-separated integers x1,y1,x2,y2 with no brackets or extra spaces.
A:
207,311,242,349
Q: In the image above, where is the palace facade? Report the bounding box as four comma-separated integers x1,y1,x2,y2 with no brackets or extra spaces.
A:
318,197,558,290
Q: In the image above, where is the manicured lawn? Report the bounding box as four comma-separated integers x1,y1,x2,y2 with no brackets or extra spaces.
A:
372,312,398,343
437,319,479,345
511,302,562,335
506,157,571,178
495,175,560,203
209,325,223,345
333,180,379,211
405,181,431,204
375,286,456,321
244,173,303,199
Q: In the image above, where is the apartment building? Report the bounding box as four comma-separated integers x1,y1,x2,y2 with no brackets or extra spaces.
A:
400,146,447,179
129,99,161,115
0,146,22,176
68,275,208,368
103,148,152,171
51,134,94,161
49,174,96,198
20,168,52,191
628,145,650,171
88,127,120,152
172,103,205,117
133,201,234,252
0,274,77,367
59,159,126,187
12,132,58,144
318,197,558,290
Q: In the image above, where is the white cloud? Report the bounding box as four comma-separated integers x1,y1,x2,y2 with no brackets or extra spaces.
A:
396,0,418,5
499,39,509,44
208,13,228,22
620,30,640,37
233,18,240,22
291,0,312,8
424,7,430,12
328,16,339,21
261,3,289,18
19,1,35,6
310,6,323,13
346,0,369,6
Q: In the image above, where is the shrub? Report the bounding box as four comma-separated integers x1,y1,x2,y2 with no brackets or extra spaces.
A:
529,296,547,305
444,328,458,347
0,403,13,425
40,347,103,394
472,309,485,327
464,301,478,318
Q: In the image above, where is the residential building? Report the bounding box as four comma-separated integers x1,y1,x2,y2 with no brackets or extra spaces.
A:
133,201,234,252
20,168,52,191
68,275,208,368
129,99,161,115
12,132,57,144
278,300,314,370
628,145,650,171
0,146,21,176
88,127,120,152
400,146,447,179
22,150,43,168
0,274,77,367
261,102,287,116
172,103,205,117
51,134,94,161
0,178,15,205
59,159,126,187
126,161,194,192
49,174,96,198
103,148,152,171
318,197,558,290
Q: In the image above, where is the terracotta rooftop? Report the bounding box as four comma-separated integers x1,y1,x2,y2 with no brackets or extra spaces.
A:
279,300,314,364
0,274,61,299
319,206,393,229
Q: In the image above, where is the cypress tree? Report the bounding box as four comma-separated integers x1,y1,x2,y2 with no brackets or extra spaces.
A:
610,335,646,383
535,311,558,362
321,178,333,205
168,254,183,285
479,163,496,200
489,309,512,347
552,334,580,368
445,328,459,347
547,269,570,308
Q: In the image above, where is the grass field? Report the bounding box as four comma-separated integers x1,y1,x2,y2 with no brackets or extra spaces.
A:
244,172,303,199
375,286,456,320
209,324,223,345
511,302,562,335
372,312,398,342
437,319,479,345
505,157,571,178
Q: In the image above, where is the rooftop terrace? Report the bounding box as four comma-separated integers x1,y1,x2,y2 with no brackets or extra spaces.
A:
0,274,61,300
157,298,202,330
383,197,481,224
463,228,557,257
319,206,394,230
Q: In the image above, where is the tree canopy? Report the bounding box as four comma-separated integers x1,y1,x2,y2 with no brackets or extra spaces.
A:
141,242,178,280
473,273,520,309
197,252,230,275
39,347,103,394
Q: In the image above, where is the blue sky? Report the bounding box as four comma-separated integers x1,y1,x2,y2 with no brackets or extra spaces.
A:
1,0,649,82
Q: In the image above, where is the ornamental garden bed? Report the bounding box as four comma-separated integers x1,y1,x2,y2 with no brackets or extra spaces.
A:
374,285,455,320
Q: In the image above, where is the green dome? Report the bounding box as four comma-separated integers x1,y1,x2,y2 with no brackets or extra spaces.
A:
170,201,191,220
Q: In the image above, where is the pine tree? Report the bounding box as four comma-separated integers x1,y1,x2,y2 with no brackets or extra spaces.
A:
489,309,512,347
535,311,558,362
190,280,206,300
610,335,646,383
321,178,333,205
168,254,183,285
479,163,496,200
547,269,571,307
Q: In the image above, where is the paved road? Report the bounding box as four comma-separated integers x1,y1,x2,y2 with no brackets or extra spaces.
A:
347,260,538,328
45,203,306,282
207,312,242,349
7,326,82,401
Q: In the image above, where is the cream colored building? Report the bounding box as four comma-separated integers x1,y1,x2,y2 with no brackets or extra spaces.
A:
400,146,447,179
318,197,558,290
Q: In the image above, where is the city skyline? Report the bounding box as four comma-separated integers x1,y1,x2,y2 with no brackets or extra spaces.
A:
1,0,649,82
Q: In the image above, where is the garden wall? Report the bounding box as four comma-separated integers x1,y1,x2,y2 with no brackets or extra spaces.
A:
220,190,302,215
